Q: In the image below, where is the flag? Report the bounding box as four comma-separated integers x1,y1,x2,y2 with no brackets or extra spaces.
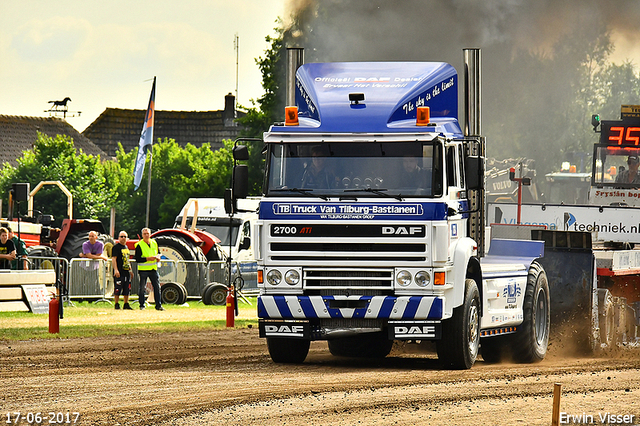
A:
133,77,156,190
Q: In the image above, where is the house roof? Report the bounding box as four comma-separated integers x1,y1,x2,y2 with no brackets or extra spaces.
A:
82,94,246,157
0,115,107,167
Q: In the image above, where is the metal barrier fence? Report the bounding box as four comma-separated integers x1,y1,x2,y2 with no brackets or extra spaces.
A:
28,255,69,277
27,256,70,303
129,259,179,297
207,260,259,296
27,255,259,300
68,259,111,302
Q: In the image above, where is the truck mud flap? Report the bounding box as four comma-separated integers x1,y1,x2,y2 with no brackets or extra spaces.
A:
259,319,310,339
532,230,598,351
388,320,441,340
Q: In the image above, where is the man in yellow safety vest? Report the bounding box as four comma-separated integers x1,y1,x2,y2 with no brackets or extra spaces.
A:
134,228,164,311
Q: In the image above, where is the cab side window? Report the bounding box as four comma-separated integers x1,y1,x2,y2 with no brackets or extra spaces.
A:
446,146,458,189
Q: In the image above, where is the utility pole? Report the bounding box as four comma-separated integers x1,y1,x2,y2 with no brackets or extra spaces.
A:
234,33,239,117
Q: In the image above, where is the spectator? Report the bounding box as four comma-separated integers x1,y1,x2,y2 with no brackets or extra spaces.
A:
79,231,109,261
134,228,164,311
0,227,17,270
112,231,133,310
615,155,640,185
7,226,27,270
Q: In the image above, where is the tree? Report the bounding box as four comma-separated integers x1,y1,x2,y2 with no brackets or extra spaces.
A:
483,23,637,189
0,133,117,227
112,138,235,233
237,23,286,195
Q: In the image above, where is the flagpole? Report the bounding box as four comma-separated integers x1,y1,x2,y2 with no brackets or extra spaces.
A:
133,76,156,226
145,149,153,228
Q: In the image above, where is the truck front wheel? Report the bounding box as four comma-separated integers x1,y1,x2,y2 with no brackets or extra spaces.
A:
513,261,550,363
597,289,615,349
266,338,310,364
437,279,480,369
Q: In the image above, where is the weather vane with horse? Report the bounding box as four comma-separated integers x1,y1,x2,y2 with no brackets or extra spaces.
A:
45,97,81,119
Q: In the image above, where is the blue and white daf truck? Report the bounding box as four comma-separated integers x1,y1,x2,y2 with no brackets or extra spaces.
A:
251,49,551,369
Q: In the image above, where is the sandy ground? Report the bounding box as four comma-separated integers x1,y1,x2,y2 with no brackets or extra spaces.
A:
1,309,639,426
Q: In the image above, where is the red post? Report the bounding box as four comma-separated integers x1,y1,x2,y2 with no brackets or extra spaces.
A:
226,286,235,328
516,179,523,225
48,293,59,334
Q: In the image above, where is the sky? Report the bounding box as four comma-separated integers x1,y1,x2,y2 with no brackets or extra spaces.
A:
0,0,286,132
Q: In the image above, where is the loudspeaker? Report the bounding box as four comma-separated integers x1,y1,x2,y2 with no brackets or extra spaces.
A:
12,183,30,202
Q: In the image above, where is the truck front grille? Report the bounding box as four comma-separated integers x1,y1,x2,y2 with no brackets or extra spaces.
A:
304,267,393,293
271,242,425,252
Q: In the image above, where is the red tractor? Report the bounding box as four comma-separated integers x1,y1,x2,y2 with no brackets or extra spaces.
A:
3,181,112,261
125,200,224,302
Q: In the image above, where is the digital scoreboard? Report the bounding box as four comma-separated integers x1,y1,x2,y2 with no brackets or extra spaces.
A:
600,105,640,147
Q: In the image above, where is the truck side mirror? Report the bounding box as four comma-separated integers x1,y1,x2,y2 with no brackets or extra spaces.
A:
239,236,250,251
224,188,236,215
233,144,249,161
465,156,484,190
233,165,249,199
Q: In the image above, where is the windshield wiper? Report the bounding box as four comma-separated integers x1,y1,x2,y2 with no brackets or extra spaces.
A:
343,187,404,201
270,188,329,201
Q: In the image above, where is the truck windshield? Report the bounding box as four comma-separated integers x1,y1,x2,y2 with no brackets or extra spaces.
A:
176,218,239,247
266,141,442,198
198,224,238,247
593,145,640,188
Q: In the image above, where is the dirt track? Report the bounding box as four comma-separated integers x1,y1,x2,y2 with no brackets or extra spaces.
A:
1,326,640,426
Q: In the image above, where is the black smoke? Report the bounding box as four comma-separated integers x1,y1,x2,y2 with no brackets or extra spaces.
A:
281,0,640,172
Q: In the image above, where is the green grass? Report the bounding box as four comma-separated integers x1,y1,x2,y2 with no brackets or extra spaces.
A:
0,299,259,341
0,320,258,341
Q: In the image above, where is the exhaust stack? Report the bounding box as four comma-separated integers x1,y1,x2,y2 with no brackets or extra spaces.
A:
286,47,304,107
463,48,485,257
463,48,481,137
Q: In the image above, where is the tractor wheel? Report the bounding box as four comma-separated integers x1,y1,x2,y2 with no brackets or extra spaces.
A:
154,235,207,296
176,282,188,305
26,245,58,270
161,282,183,305
436,279,480,369
58,231,114,261
201,283,214,304
327,332,393,358
205,244,224,262
58,232,88,261
266,338,310,364
512,261,550,363
27,245,58,257
203,283,228,306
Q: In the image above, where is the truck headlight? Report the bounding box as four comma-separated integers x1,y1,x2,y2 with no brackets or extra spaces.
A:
266,269,282,285
415,271,431,287
396,270,412,286
285,269,300,285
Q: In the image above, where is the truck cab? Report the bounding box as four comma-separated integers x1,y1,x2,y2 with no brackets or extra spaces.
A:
253,50,550,369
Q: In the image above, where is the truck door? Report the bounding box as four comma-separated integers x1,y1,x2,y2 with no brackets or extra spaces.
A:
446,144,465,245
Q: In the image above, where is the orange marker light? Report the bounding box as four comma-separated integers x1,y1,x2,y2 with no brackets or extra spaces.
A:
434,271,445,285
285,106,299,126
257,270,264,284
416,106,431,126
